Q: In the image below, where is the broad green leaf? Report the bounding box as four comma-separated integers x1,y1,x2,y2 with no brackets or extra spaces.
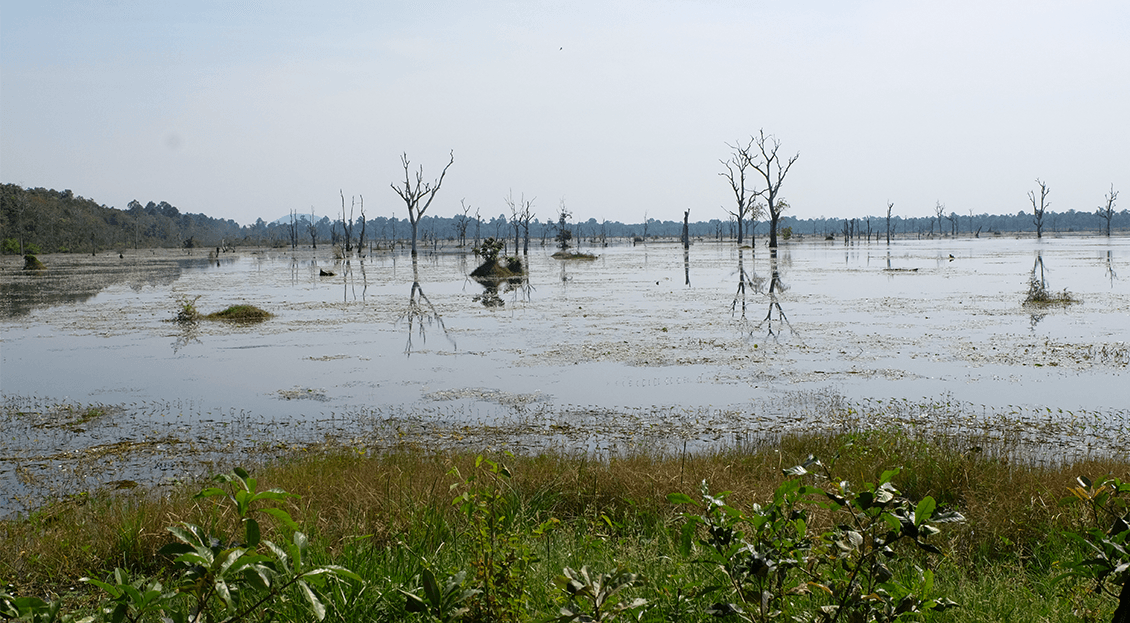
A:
261,507,300,531
244,517,261,547
666,492,695,505
916,497,936,527
298,579,326,621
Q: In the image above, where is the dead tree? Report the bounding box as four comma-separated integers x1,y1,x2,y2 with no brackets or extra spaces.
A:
946,211,958,237
1098,184,1119,236
934,202,945,237
307,208,318,249
886,201,894,244
720,138,765,245
391,150,454,256
457,199,472,247
356,195,366,256
682,209,690,249
340,190,359,254
504,190,534,255
749,130,799,249
1028,179,1050,239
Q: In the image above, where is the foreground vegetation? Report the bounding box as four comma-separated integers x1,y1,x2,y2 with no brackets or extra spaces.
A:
2,429,1128,622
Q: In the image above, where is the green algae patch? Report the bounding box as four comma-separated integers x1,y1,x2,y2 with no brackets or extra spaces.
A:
205,304,273,323
551,251,597,260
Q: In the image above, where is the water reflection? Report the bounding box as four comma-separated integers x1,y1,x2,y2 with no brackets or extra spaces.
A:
402,257,453,354
1106,250,1118,286
731,248,765,320
172,318,202,353
758,250,797,340
0,255,215,318
684,248,690,286
341,259,369,303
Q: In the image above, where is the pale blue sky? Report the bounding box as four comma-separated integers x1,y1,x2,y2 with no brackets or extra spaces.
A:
2,1,1127,226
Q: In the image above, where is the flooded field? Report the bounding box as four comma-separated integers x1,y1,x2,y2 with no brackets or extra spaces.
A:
2,237,1128,517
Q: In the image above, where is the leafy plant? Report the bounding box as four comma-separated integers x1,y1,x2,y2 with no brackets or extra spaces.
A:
450,455,537,622
1057,476,1130,621
400,568,480,623
174,295,202,323
551,565,646,623
669,453,963,622
82,467,362,623
474,238,505,264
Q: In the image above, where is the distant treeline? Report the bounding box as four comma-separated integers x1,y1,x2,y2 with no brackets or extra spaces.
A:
2,183,1127,255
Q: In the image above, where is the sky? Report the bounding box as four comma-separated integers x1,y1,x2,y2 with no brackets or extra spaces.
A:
2,1,1128,227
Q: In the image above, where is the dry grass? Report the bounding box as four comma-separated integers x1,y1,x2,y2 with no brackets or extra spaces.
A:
3,430,1127,597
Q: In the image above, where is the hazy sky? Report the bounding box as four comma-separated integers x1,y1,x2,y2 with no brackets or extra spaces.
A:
2,1,1127,226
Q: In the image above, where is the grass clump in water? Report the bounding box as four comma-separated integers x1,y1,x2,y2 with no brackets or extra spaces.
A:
22,254,46,270
551,250,597,260
205,304,273,323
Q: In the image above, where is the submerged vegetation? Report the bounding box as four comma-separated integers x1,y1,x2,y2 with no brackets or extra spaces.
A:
171,296,272,323
3,426,1129,622
22,254,45,270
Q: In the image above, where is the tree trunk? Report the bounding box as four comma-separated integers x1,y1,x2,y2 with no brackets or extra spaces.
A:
410,219,419,256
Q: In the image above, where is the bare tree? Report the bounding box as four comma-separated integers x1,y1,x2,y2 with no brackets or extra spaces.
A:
340,190,354,253
946,211,958,237
1098,184,1119,237
456,199,472,247
885,201,894,244
356,195,366,256
720,138,765,245
934,202,945,237
749,130,799,248
504,190,534,255
391,150,454,256
307,208,318,249
1028,178,1050,239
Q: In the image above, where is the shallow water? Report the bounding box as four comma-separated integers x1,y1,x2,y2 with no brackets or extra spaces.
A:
1,237,1128,517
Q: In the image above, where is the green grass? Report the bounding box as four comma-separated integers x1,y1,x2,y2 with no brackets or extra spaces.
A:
205,304,273,322
2,429,1127,621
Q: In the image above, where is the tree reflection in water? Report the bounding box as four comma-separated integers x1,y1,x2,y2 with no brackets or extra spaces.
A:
731,247,765,321
402,257,453,354
758,249,799,341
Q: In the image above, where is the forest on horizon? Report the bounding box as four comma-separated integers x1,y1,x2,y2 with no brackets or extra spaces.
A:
2,182,1127,255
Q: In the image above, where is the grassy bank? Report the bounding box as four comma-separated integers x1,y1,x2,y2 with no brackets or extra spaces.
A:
2,428,1128,621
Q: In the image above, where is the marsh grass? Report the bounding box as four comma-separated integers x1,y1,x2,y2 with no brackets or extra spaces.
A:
3,429,1128,620
551,251,598,260
204,304,273,322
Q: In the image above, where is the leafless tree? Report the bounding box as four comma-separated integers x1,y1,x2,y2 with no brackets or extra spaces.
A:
391,150,454,256
504,190,535,255
885,201,894,244
934,202,945,237
1098,184,1119,237
356,195,366,257
288,209,298,249
682,208,690,249
340,190,361,254
720,138,765,245
1028,179,1050,239
946,211,958,237
307,208,318,249
749,130,799,248
456,199,472,247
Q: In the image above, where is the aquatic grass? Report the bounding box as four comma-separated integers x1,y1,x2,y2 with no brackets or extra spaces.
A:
205,304,273,322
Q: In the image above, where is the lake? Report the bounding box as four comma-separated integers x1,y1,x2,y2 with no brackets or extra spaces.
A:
1,236,1128,517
